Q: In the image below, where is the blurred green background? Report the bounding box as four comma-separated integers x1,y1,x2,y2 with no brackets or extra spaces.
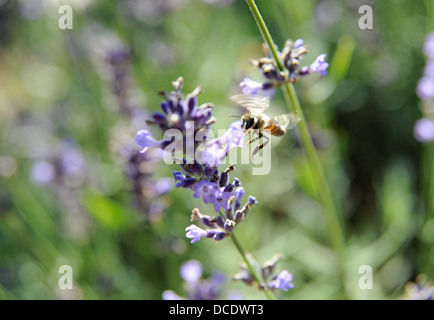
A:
0,0,433,299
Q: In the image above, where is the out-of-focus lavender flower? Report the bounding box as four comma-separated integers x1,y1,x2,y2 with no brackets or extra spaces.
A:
233,254,294,293
89,31,174,223
414,32,434,142
31,160,55,185
83,26,144,118
417,77,434,100
163,260,238,300
30,140,87,188
180,260,203,282
245,39,329,92
239,78,275,96
28,138,90,240
401,275,434,300
120,0,187,26
105,47,137,116
201,0,236,7
162,290,185,300
423,32,434,59
414,119,434,142
122,144,172,223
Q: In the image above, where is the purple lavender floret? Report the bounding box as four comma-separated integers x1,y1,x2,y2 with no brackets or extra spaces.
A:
268,270,294,291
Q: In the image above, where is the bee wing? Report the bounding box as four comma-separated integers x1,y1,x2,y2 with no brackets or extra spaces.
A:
274,113,301,129
230,94,270,113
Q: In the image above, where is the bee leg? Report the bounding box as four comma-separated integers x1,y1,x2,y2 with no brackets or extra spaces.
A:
248,131,262,145
252,132,269,159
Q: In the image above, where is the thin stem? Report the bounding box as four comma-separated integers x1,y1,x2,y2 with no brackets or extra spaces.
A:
218,210,275,299
245,0,284,72
245,0,348,297
230,233,276,300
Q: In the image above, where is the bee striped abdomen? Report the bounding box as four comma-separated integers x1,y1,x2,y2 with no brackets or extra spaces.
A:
265,121,286,136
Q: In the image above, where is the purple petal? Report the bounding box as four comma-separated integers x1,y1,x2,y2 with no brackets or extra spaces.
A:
175,178,197,188
234,187,245,209
185,225,207,243
173,171,186,181
136,129,162,153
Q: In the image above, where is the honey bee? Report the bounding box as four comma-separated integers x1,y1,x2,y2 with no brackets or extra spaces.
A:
231,94,300,157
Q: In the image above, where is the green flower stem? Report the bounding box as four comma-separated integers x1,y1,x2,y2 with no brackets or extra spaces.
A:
230,232,276,300
218,210,275,300
245,0,347,296
421,0,434,279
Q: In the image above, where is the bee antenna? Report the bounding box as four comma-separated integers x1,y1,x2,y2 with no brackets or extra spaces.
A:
228,114,239,118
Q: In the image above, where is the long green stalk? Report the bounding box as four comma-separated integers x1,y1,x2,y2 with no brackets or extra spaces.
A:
245,0,347,297
230,233,276,300
219,208,276,300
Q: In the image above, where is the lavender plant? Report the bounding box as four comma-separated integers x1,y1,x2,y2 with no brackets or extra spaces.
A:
30,139,90,239
89,33,174,223
135,77,294,299
414,32,434,142
233,254,294,292
414,32,434,281
244,0,347,296
131,0,345,300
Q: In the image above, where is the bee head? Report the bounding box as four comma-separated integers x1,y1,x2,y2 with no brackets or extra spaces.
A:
241,114,256,131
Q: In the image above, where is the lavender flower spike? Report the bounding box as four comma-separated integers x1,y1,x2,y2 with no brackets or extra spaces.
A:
268,270,294,291
185,224,208,243
136,129,163,153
